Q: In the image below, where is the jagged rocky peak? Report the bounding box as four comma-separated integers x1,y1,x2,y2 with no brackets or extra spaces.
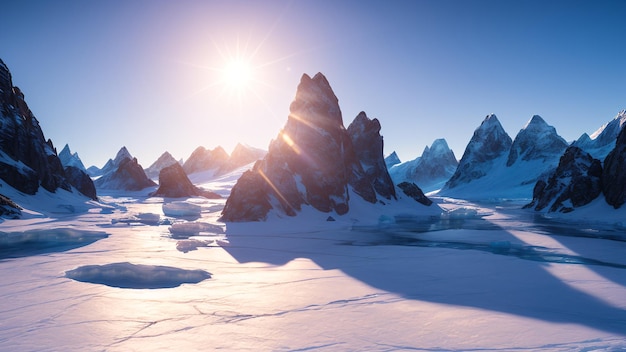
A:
59,144,87,171
422,138,457,164
94,156,156,191
347,111,396,200
602,125,626,209
507,115,567,166
525,146,602,213
113,146,133,165
221,73,417,222
384,151,401,169
444,114,512,188
145,151,179,179
288,72,342,129
0,58,71,195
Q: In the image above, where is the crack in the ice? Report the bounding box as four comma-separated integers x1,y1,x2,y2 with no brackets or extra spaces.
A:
210,293,401,324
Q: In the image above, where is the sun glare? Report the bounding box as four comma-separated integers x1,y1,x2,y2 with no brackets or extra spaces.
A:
222,59,252,89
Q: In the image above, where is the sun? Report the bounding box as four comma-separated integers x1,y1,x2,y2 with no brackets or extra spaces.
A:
222,59,253,89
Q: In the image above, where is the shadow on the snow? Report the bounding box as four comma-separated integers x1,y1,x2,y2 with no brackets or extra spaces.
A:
223,205,626,336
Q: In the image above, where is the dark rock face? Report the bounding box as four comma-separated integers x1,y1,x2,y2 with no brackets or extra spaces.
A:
602,126,626,208
94,157,156,191
0,193,22,219
151,163,220,198
525,146,602,212
444,114,512,189
506,115,568,167
397,182,432,206
221,73,400,222
220,168,272,222
0,58,75,195
64,166,98,200
347,111,396,201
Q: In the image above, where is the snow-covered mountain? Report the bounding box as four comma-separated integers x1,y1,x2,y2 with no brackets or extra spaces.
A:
384,151,401,169
389,138,458,193
441,114,512,191
59,144,87,171
439,114,566,200
93,147,155,191
218,143,266,174
221,73,440,222
506,115,568,166
182,143,266,177
0,58,96,210
144,151,179,180
573,110,626,160
182,146,229,175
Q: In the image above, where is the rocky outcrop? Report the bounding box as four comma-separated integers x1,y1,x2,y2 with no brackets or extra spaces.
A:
0,193,21,219
151,163,220,198
0,58,85,197
444,114,512,189
506,115,568,167
64,166,98,200
347,111,396,201
602,126,626,208
145,151,179,179
525,146,602,212
221,73,409,222
397,182,432,206
94,157,156,191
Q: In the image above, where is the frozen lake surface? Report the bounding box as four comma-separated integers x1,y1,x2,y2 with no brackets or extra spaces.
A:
1,194,626,351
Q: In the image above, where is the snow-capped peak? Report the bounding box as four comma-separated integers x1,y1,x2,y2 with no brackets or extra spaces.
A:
113,146,133,165
506,115,567,166
58,144,87,171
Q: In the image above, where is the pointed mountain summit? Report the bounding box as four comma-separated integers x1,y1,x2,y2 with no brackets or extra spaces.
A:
444,114,512,189
59,144,87,171
145,151,179,179
94,147,155,191
506,115,568,166
574,110,626,160
384,151,401,169
389,138,458,193
221,73,435,222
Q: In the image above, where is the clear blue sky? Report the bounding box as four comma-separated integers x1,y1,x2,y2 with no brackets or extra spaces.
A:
1,0,625,167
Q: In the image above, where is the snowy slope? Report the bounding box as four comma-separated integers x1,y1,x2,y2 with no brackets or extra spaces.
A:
574,110,626,160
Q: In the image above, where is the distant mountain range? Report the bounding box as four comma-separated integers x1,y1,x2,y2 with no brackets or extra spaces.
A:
2,55,626,219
